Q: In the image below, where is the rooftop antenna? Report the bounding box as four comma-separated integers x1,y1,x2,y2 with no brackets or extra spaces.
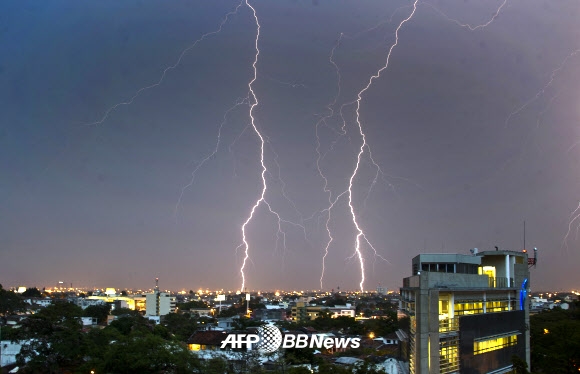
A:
524,220,526,252
155,278,159,292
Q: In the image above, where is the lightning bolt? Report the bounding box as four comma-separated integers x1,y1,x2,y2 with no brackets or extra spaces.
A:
505,48,580,128
259,72,307,89
81,1,245,127
312,4,423,290
348,1,419,292
562,202,580,253
175,97,248,219
237,0,263,293
233,3,312,290
237,0,306,293
424,0,508,31
314,34,344,290
425,3,580,258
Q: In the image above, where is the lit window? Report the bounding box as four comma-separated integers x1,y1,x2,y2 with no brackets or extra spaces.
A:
473,333,518,355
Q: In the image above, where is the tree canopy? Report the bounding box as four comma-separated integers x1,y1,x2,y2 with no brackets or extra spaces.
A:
530,303,580,373
0,284,25,315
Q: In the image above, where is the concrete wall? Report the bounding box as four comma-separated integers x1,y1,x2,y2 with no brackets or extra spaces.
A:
414,254,481,266
424,272,489,289
480,254,508,278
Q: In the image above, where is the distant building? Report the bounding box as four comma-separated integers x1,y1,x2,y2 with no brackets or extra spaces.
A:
75,298,106,309
145,278,176,316
253,308,285,321
1,340,31,367
145,292,175,316
187,330,228,352
22,298,52,308
217,317,237,330
376,285,387,295
188,308,212,318
291,302,355,322
84,294,146,312
81,317,98,326
400,250,531,374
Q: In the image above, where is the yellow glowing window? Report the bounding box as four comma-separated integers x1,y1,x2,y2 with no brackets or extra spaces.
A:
486,300,509,313
482,266,496,279
439,337,459,373
454,302,484,316
189,344,201,351
473,334,518,355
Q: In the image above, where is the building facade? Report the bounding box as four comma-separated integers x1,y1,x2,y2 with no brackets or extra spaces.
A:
145,291,176,316
291,301,356,322
400,250,531,374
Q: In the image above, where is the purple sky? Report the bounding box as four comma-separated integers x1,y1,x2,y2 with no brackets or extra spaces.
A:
1,0,579,292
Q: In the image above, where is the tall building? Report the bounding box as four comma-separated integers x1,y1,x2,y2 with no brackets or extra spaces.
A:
145,278,176,316
400,250,531,374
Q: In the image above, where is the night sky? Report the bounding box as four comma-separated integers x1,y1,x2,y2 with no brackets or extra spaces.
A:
1,0,579,292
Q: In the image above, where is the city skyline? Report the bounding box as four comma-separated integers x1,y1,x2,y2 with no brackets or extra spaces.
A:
1,0,580,291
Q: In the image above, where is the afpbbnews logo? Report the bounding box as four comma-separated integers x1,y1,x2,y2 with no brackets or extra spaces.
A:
281,334,361,350
220,325,361,353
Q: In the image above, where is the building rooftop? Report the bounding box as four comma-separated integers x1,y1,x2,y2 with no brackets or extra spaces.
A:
187,330,228,345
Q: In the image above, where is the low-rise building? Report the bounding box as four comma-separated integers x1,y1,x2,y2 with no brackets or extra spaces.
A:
291,302,355,322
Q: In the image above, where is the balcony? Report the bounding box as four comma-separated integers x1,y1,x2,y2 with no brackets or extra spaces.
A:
488,277,514,288
439,318,459,333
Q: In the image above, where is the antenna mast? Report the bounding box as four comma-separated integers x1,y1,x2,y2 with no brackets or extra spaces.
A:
523,220,526,251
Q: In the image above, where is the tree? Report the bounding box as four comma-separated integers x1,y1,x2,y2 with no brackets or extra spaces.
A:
0,284,25,315
103,334,201,373
203,357,228,374
83,304,112,323
232,316,263,330
511,355,529,374
530,304,580,373
288,367,312,374
22,287,42,298
162,312,198,341
178,300,209,310
109,314,154,336
37,301,83,322
284,347,318,365
79,327,124,372
315,362,352,374
111,307,142,317
15,302,86,372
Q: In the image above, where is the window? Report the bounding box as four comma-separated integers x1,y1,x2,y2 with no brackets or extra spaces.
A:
455,301,484,316
440,336,459,373
486,300,509,313
473,333,518,355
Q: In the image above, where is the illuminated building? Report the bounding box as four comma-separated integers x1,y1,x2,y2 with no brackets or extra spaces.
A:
145,278,176,316
400,250,530,374
291,301,355,322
